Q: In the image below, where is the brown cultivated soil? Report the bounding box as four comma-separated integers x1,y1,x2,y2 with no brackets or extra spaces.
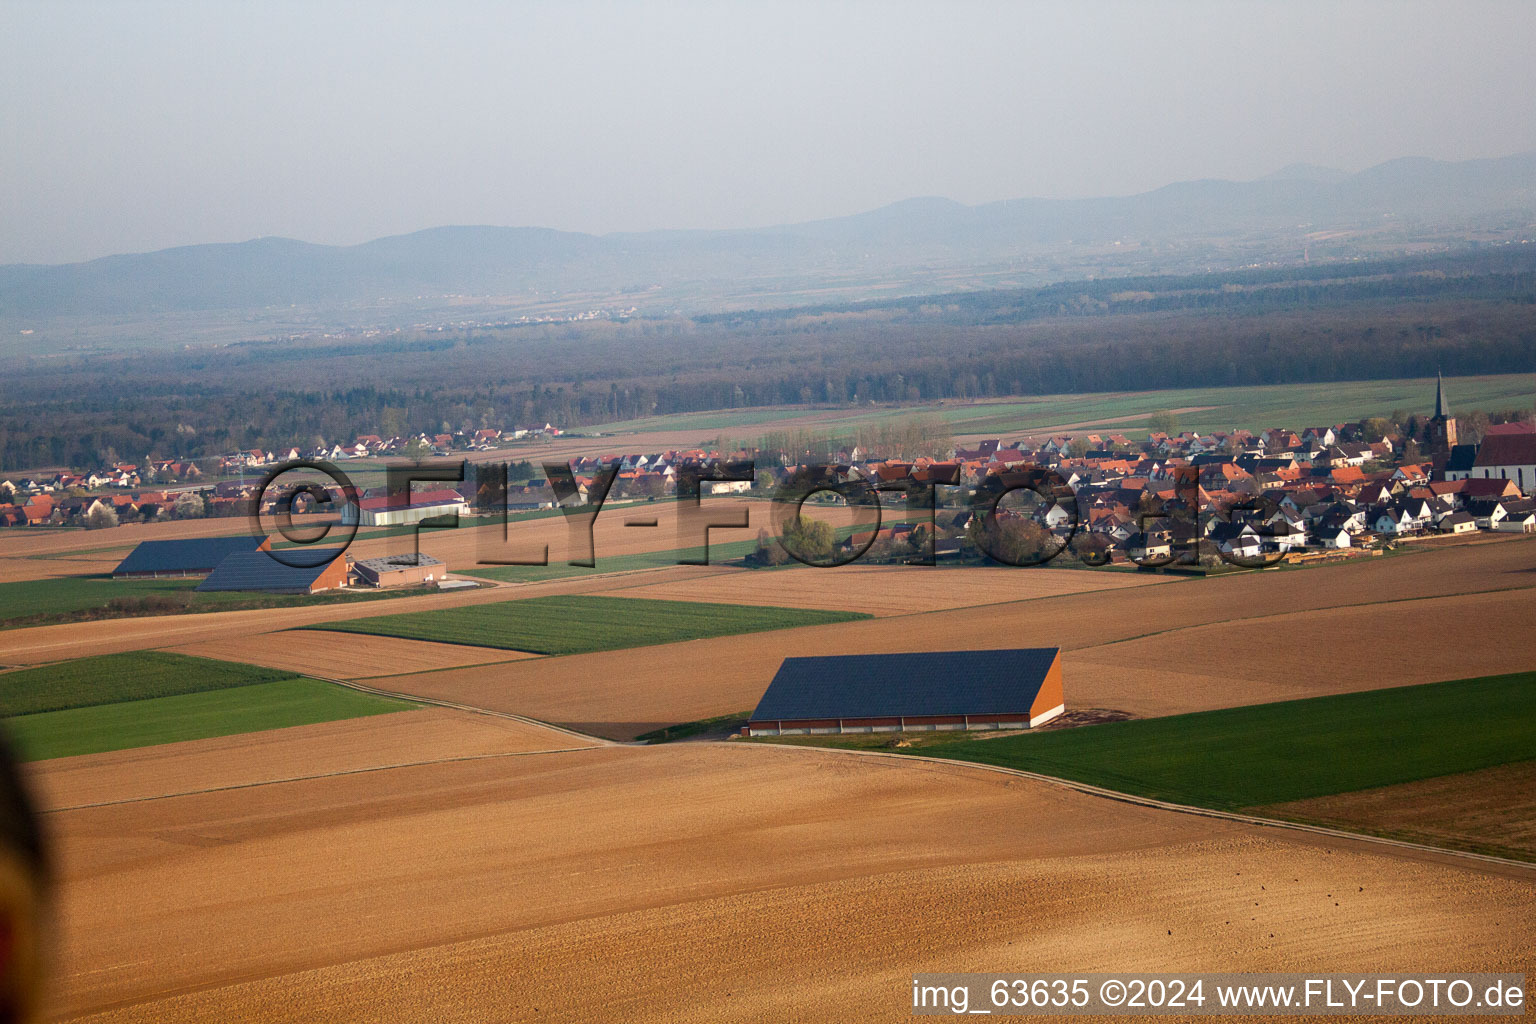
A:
43,741,1536,1023
26,709,596,811
374,538,1536,739
615,563,1168,616
0,556,127,584
1065,586,1536,715
1260,760,1536,862
169,631,534,679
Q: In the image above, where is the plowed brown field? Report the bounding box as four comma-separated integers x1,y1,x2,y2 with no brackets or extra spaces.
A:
26,708,597,810
615,563,1167,615
1262,760,1536,862
1065,586,1536,716
170,631,533,679
44,740,1536,1023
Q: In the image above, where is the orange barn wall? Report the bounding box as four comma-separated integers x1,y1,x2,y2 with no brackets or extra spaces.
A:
310,557,349,593
1030,653,1065,719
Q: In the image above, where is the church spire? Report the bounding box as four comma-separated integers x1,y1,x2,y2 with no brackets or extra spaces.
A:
1434,369,1448,420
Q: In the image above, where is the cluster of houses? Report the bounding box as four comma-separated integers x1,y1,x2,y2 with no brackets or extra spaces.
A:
213,423,562,472
854,419,1536,564
0,423,564,529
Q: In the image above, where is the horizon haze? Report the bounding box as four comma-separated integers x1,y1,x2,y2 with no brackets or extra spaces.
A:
4,0,1536,264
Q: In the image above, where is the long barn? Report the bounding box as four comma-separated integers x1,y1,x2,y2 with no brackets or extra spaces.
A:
746,648,1064,737
111,535,270,578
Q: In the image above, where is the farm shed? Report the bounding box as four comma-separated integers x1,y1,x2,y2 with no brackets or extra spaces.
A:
356,489,468,528
352,553,443,587
195,548,348,594
747,648,1064,737
112,535,270,578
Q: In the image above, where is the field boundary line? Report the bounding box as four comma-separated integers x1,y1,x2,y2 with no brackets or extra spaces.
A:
741,741,1536,875
40,744,608,812
311,673,627,746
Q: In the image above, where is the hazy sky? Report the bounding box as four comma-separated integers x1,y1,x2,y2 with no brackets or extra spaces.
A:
4,0,1535,264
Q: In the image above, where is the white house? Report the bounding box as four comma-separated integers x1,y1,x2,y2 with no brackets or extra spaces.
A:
1436,511,1478,535
1496,509,1536,533
1313,526,1352,549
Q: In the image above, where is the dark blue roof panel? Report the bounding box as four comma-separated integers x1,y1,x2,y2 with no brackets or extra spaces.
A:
113,535,269,576
196,549,345,593
750,648,1058,722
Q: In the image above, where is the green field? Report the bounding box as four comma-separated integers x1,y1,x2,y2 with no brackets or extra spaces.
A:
0,650,296,716
588,407,818,434
770,673,1536,811
927,374,1536,437
4,677,412,761
303,594,869,655
598,373,1535,440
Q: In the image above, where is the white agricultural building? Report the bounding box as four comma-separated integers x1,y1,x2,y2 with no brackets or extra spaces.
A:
356,489,468,527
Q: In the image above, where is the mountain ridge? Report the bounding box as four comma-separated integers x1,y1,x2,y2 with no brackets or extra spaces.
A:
3,151,1533,319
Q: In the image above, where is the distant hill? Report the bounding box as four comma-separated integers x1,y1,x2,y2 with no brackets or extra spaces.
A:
2,152,1533,319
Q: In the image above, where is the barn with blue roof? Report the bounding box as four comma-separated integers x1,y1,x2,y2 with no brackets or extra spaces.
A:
111,535,271,578
196,548,349,594
746,648,1064,737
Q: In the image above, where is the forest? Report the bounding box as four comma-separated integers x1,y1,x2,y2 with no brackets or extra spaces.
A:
3,246,1535,471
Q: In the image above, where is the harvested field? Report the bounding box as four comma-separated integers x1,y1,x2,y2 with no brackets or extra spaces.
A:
616,563,1168,615
26,708,596,810
171,631,533,679
1262,760,1536,862
375,538,1536,738
43,741,1536,1022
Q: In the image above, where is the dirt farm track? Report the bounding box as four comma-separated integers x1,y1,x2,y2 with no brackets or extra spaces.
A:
8,530,1536,1020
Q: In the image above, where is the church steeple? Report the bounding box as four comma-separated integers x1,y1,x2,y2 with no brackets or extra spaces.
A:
1429,369,1458,453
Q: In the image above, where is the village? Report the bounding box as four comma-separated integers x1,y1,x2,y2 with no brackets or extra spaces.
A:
3,382,1536,573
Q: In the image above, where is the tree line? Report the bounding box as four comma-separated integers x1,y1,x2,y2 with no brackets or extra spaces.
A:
4,248,1535,472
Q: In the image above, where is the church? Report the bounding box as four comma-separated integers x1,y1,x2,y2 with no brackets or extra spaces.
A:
1433,373,1536,491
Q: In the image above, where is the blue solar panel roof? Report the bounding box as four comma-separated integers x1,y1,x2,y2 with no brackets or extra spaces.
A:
196,549,345,592
112,535,269,575
749,648,1059,721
